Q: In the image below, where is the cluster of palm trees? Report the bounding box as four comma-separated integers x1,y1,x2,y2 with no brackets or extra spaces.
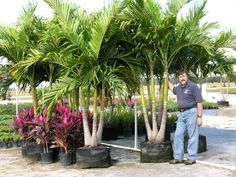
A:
1,0,236,146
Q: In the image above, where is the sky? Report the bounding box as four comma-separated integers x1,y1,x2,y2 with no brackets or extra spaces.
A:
0,0,236,31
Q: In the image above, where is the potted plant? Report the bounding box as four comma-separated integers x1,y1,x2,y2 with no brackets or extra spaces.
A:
10,107,43,160
50,104,82,166
165,113,178,141
122,111,134,137
30,114,54,164
12,134,21,148
102,103,119,140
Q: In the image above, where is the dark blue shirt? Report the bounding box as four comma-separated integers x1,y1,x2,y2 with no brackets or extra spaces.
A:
173,81,202,109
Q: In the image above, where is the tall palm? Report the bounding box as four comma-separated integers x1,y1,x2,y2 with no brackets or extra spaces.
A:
0,64,13,100
43,0,136,147
123,0,215,143
180,30,236,92
0,3,49,114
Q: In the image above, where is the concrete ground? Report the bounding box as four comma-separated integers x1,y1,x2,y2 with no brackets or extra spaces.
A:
1,96,236,176
0,147,235,177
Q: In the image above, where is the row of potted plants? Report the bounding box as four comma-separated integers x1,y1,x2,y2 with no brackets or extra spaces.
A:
0,114,22,149
0,134,21,148
11,104,85,165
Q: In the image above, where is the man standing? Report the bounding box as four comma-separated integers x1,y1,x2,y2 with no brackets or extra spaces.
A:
169,69,203,165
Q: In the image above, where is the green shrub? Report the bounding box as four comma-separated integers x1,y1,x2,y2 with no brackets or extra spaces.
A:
0,114,14,121
167,100,178,112
167,113,178,126
0,103,32,115
203,100,218,109
13,134,21,142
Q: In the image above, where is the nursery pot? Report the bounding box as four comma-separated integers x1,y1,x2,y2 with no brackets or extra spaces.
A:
22,143,44,161
12,141,19,148
123,127,132,137
140,141,173,163
184,134,207,153
102,126,118,140
59,151,76,166
52,147,60,162
76,146,111,168
41,151,54,164
217,101,229,107
21,146,28,158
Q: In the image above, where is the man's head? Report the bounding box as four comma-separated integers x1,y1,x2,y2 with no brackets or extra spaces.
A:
177,69,188,86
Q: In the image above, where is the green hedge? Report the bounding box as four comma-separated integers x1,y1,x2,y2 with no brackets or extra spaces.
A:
0,103,32,115
0,114,18,143
166,99,218,112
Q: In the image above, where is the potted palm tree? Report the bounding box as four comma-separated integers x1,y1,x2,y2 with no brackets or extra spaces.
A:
122,0,216,162
43,0,135,168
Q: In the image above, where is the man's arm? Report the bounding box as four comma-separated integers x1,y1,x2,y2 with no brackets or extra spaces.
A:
197,102,203,126
168,80,175,92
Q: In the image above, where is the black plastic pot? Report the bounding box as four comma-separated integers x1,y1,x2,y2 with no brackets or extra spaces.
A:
21,143,44,161
21,146,28,158
59,151,76,166
184,134,207,153
217,101,229,107
41,151,54,164
12,141,18,148
140,141,173,163
76,146,111,168
52,147,60,162
0,142,3,148
123,127,132,137
102,127,118,140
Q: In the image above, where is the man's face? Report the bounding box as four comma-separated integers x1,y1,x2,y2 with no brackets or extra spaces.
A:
178,73,188,86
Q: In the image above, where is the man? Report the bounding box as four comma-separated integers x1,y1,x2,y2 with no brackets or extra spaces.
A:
169,69,203,165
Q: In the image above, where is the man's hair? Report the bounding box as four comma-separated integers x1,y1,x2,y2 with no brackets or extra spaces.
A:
177,69,188,76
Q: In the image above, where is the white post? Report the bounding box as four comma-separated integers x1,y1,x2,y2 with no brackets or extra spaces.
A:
15,85,18,116
134,92,138,149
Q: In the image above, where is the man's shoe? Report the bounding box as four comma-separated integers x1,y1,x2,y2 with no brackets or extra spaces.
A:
169,159,185,164
184,159,196,165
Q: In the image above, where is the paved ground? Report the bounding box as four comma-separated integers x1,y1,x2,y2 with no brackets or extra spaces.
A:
1,96,236,176
0,147,235,177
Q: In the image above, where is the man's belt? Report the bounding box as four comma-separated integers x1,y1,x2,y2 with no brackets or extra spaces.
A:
179,107,195,112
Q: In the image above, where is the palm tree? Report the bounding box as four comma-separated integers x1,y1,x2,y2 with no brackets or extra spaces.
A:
0,64,13,100
180,30,236,93
0,2,49,114
43,0,138,147
122,0,216,143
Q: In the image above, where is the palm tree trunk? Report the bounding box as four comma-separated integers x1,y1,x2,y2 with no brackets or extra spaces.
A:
150,69,158,140
85,86,91,110
146,77,152,113
30,76,38,115
97,83,105,144
68,93,73,112
156,71,168,143
90,88,98,147
74,88,79,114
108,103,115,125
80,88,91,146
157,83,164,128
140,82,152,141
